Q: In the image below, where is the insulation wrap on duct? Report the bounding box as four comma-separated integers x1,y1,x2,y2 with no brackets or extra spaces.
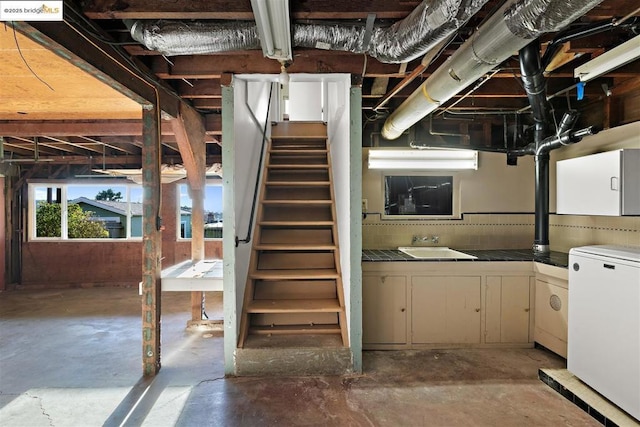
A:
294,0,489,63
126,0,489,63
127,20,261,56
381,0,604,140
504,0,607,39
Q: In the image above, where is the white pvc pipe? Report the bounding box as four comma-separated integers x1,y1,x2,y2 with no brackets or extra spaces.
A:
381,0,604,140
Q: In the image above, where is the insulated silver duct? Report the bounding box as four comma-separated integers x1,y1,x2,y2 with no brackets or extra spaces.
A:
126,0,488,63
295,0,488,64
381,0,605,140
126,20,261,56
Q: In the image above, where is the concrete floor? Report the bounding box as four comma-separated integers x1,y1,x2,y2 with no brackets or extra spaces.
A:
0,287,600,426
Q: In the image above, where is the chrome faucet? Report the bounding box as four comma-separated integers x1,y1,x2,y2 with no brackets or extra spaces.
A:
412,235,440,245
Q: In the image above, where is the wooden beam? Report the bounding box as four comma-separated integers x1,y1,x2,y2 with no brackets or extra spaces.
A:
189,187,205,323
152,53,417,78
0,120,220,140
141,105,162,377
83,0,418,20
170,103,206,190
0,154,222,165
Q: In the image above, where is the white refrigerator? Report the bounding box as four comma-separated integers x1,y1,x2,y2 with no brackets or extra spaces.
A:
568,245,640,421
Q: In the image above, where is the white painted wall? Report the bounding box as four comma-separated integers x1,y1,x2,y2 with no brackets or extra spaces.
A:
233,77,271,335
326,76,352,342
288,81,324,121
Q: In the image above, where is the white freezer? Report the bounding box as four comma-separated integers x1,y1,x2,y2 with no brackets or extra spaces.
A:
568,245,640,421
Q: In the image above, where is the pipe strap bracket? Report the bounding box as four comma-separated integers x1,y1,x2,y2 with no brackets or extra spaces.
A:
422,85,440,104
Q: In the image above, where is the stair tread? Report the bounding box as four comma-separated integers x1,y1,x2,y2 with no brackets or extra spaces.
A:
259,221,334,226
249,324,341,335
262,200,332,205
265,181,330,186
247,299,342,313
250,269,339,280
267,164,329,169
255,243,337,250
269,149,327,153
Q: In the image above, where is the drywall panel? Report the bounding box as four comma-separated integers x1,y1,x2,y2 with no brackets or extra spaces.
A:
288,81,323,121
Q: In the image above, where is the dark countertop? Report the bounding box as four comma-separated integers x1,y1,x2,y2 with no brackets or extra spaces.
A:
362,248,569,268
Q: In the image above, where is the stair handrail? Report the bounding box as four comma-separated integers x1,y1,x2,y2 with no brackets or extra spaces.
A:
235,83,274,247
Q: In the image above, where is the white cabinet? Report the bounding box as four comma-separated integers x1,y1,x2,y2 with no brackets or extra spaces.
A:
485,276,532,344
534,263,568,358
362,274,407,345
557,149,640,216
411,276,481,344
362,261,534,349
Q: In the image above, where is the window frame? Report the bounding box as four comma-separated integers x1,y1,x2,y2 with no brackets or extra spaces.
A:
28,180,143,241
380,173,462,220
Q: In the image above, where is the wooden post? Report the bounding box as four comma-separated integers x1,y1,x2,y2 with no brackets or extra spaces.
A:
190,187,205,321
141,105,162,376
0,176,5,292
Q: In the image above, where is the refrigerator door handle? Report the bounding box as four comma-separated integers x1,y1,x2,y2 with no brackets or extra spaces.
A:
610,176,618,191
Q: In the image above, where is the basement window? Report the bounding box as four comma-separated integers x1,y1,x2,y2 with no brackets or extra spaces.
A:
383,175,458,218
28,182,143,240
177,182,223,240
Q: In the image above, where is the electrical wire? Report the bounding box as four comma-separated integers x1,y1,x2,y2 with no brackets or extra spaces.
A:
9,22,55,91
60,4,166,230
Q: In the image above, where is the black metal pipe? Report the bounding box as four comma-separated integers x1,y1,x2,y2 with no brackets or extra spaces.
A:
520,40,550,254
534,152,550,252
520,40,549,148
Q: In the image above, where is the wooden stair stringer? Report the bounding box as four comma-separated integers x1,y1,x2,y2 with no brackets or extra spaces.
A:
238,121,348,349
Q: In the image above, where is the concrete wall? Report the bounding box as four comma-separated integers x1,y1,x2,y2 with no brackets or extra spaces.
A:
362,149,536,250
20,182,222,288
549,121,640,252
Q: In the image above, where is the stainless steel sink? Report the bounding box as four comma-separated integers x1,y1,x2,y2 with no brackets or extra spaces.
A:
397,247,477,260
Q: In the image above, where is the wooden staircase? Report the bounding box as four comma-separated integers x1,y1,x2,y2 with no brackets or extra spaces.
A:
238,122,349,348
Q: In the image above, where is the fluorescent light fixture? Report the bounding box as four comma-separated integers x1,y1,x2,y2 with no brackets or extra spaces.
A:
574,34,640,82
368,149,478,170
251,0,292,62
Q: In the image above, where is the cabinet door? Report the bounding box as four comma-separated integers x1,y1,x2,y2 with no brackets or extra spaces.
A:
411,276,481,344
363,275,407,344
535,279,568,357
486,276,531,343
557,150,621,216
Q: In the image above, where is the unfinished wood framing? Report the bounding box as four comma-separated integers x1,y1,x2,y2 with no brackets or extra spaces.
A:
141,106,162,376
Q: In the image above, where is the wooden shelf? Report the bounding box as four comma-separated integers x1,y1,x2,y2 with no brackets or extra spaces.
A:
247,299,341,313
